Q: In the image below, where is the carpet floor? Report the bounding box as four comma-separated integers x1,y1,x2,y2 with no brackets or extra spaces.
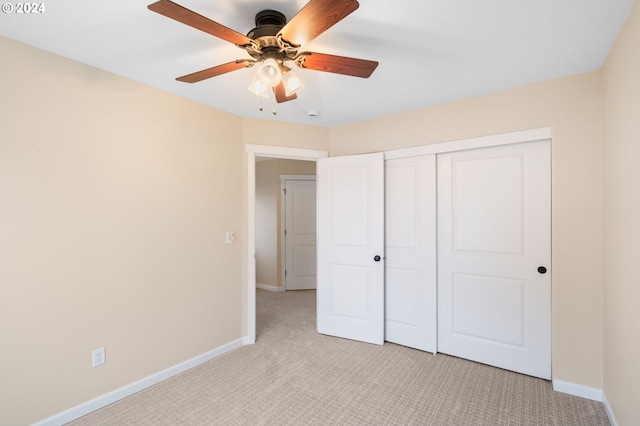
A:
70,289,609,425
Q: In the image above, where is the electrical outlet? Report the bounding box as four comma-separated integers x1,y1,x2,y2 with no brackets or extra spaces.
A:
225,231,235,244
92,347,106,367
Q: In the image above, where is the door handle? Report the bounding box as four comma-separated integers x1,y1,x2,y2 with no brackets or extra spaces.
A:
537,266,547,274
374,255,381,262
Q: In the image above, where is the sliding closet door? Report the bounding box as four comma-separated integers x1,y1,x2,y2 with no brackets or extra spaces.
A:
316,153,385,345
437,140,551,379
385,155,437,352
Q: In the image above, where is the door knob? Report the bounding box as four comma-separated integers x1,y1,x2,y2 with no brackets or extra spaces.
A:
374,255,381,262
537,266,547,274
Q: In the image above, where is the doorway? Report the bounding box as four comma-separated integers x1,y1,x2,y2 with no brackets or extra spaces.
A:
245,145,327,344
254,161,316,292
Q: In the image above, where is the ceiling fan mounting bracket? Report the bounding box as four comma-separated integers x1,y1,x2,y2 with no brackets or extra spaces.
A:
255,10,286,27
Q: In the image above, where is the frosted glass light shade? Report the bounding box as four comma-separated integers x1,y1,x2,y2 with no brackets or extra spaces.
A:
256,59,282,87
248,74,269,97
282,69,304,96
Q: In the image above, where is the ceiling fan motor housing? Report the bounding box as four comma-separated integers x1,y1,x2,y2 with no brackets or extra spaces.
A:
247,10,286,39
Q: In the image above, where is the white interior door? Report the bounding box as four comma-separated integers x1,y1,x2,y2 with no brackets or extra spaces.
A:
437,140,551,379
317,153,385,345
384,155,437,352
284,179,317,290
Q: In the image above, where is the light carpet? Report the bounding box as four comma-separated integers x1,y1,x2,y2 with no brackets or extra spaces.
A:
70,289,609,425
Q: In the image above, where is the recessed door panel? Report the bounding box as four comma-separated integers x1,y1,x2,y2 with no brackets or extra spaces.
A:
453,273,524,346
386,267,419,326
331,166,369,247
453,155,523,254
331,265,370,320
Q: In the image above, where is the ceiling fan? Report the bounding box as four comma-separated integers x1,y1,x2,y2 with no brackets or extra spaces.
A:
148,0,379,104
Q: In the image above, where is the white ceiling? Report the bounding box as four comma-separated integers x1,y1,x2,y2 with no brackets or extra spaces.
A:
1,0,634,127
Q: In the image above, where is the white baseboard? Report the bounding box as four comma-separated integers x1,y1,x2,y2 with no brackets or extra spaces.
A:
256,283,285,292
602,393,619,426
552,379,603,401
34,338,244,426
242,336,255,345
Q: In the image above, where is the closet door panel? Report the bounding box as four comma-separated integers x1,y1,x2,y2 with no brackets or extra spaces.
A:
437,140,551,379
385,155,437,352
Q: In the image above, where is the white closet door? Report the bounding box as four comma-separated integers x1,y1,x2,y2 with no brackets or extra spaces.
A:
385,155,437,352
437,140,551,379
317,153,385,345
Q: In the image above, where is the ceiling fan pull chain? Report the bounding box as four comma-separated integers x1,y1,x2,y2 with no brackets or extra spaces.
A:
272,93,277,115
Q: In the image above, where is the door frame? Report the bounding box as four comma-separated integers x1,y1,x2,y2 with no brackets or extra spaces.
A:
280,175,317,291
384,128,551,160
245,145,327,344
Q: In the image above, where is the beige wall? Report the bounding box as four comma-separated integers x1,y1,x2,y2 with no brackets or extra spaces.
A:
0,36,329,424
331,70,605,390
603,1,640,424
242,118,330,151
0,37,246,425
255,160,316,288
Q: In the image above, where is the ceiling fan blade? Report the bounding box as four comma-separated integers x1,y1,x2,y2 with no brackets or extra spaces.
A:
273,82,298,103
148,0,253,47
278,0,359,47
296,52,378,78
176,60,252,83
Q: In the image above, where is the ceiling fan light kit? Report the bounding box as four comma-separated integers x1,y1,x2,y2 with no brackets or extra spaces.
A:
256,58,282,87
148,0,378,113
281,69,304,97
247,74,269,98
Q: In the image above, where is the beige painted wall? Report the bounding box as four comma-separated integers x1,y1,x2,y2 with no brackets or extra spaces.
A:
0,37,245,425
330,71,605,390
602,1,640,424
242,118,330,150
255,160,279,288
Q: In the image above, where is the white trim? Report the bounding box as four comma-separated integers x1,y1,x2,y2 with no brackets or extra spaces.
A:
34,339,244,426
384,127,552,160
552,379,603,402
257,283,285,292
602,392,619,426
246,145,328,344
247,151,256,345
280,174,316,181
246,144,328,161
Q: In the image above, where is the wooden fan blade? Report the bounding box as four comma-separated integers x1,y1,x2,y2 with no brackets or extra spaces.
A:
148,0,253,46
176,60,251,83
296,52,378,78
273,82,298,103
279,0,359,47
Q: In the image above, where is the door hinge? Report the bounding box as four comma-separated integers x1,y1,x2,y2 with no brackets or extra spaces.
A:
285,269,287,276
284,229,287,236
